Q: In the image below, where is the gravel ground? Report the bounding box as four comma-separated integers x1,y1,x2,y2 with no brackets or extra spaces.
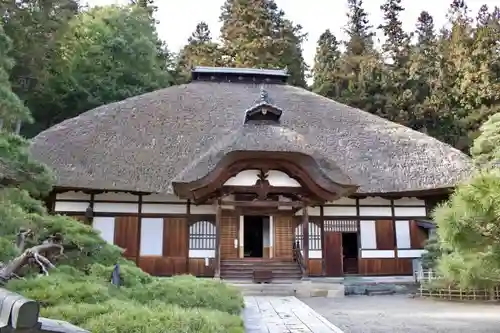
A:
301,295,500,333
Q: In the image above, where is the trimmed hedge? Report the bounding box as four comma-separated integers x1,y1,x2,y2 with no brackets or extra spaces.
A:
42,301,244,333
7,266,245,333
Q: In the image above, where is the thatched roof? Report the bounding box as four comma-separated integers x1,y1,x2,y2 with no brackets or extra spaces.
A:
30,77,473,195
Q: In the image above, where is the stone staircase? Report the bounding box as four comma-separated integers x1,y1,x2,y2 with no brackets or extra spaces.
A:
229,280,346,297
220,258,302,281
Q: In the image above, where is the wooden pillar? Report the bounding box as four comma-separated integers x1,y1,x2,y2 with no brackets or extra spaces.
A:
214,200,222,279
320,205,326,276
135,194,143,265
302,205,309,278
185,199,191,274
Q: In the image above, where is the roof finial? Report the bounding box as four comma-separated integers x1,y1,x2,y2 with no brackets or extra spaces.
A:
259,86,269,104
244,86,283,124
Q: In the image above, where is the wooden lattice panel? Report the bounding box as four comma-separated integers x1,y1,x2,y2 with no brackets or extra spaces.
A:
189,220,216,250
324,219,358,232
274,216,294,259
220,216,238,259
293,221,322,250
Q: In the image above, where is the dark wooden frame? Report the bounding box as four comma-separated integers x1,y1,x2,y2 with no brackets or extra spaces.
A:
172,151,358,203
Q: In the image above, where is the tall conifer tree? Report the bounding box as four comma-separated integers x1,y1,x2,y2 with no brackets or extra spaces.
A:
219,0,307,86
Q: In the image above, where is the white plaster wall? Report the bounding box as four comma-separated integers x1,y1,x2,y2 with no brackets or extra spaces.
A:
55,191,189,214
323,206,357,216
239,216,244,251
359,206,392,216
223,169,301,187
263,218,270,247
92,217,115,244
395,220,411,249
360,220,377,249
269,216,274,249
54,201,89,212
301,250,322,258
267,170,301,187
394,206,426,217
189,250,215,258
361,250,395,258
93,202,139,213
142,204,187,214
140,218,164,256
397,249,426,258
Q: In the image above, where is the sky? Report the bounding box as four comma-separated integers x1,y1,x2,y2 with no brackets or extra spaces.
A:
85,0,497,68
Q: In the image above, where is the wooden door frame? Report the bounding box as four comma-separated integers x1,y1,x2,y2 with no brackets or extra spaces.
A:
239,215,273,259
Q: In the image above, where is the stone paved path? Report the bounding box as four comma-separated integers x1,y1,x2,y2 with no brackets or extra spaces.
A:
243,296,344,333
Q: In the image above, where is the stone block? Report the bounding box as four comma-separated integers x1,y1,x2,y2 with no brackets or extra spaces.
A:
327,288,345,298
0,289,39,330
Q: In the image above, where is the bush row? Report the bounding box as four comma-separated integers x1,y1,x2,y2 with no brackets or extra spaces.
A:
7,264,245,333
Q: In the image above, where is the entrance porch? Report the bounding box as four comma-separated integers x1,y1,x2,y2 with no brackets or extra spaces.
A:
172,151,359,280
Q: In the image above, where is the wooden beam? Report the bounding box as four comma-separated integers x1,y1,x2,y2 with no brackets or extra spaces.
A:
320,205,326,276
223,185,307,195
302,205,309,279
214,200,222,279
220,200,303,208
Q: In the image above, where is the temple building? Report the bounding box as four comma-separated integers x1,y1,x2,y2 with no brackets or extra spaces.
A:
30,67,472,279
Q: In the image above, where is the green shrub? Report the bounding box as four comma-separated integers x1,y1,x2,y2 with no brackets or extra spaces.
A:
84,302,244,333
125,275,244,314
41,301,122,327
88,261,154,287
7,270,244,316
42,300,244,333
7,272,114,307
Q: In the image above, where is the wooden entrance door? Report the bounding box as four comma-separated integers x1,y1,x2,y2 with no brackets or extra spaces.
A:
220,215,239,259
324,232,343,277
274,215,294,260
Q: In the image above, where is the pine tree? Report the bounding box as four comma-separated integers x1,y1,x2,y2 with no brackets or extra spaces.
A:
177,22,224,81
0,24,32,131
444,0,487,151
407,11,443,135
219,0,307,86
379,0,410,66
0,24,51,194
461,5,500,141
470,112,500,168
378,0,414,126
339,0,383,112
312,30,342,98
133,0,157,13
188,22,212,44
344,0,374,57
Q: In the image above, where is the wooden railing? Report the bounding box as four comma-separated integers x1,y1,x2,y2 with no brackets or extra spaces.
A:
292,240,306,278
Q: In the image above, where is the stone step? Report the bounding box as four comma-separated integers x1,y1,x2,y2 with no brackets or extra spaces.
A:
230,283,299,296
222,272,302,277
230,282,346,297
221,261,300,266
220,267,301,272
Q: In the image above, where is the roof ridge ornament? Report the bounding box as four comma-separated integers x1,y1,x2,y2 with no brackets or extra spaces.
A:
259,86,269,104
244,86,283,124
